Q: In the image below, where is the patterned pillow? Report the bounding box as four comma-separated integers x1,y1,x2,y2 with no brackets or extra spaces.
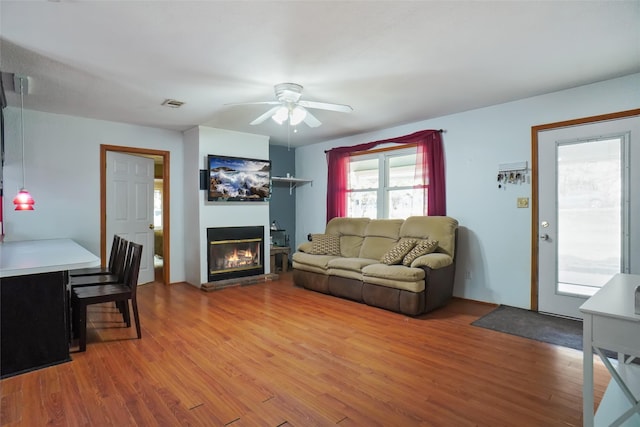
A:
402,239,439,266
380,239,417,265
308,234,341,256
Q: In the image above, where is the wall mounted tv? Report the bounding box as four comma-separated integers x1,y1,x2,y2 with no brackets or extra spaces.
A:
207,154,271,202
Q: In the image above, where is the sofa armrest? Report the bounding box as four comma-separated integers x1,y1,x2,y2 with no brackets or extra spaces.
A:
297,241,313,253
420,263,456,312
410,253,453,269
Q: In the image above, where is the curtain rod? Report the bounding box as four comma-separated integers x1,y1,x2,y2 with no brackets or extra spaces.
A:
324,129,445,153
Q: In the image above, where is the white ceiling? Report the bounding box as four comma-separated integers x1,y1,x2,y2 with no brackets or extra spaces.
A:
1,1,639,147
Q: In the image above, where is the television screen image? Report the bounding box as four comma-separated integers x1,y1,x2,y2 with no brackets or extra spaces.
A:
207,155,271,201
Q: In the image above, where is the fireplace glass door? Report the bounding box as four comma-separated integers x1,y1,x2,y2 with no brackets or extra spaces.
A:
207,226,265,282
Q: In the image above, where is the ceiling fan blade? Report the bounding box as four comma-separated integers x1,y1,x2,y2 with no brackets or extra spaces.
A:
225,101,280,107
302,109,322,128
298,100,353,113
250,106,281,125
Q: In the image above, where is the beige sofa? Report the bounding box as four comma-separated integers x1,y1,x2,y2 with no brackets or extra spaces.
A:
292,216,458,316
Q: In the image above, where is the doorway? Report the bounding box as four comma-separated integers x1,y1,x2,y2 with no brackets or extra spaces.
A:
531,109,640,318
100,145,171,285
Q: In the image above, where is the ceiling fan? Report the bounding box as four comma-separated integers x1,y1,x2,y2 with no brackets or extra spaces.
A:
229,83,353,128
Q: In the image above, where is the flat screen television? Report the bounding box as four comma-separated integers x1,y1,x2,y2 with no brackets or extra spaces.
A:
207,154,271,202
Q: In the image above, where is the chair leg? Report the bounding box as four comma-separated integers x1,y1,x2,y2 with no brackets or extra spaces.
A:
71,298,77,340
116,300,126,315
121,300,131,327
78,302,88,352
122,301,130,326
131,300,141,339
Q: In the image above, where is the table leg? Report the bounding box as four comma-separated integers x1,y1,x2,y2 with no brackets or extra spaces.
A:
594,347,640,426
583,314,594,427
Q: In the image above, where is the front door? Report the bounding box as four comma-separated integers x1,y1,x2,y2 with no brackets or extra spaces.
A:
536,113,639,318
106,151,155,285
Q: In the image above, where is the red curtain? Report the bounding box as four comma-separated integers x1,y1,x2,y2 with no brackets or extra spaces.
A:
325,129,445,222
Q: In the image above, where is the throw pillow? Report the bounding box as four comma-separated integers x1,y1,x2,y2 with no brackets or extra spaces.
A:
308,234,341,256
380,239,417,265
402,239,439,266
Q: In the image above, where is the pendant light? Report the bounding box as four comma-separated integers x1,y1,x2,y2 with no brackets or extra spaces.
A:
13,75,35,211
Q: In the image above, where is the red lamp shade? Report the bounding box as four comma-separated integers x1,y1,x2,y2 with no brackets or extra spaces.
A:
13,189,35,211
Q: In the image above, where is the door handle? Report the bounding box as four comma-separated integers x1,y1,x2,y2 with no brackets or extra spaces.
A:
149,224,155,230
540,233,549,241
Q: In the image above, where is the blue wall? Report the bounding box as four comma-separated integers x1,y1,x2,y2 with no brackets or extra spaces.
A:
269,145,296,248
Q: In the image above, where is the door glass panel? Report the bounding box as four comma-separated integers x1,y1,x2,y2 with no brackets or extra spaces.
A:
556,137,622,296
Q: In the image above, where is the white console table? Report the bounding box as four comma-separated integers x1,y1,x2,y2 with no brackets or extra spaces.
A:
580,273,640,427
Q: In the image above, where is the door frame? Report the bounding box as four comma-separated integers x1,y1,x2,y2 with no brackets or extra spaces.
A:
530,108,640,310
100,144,171,286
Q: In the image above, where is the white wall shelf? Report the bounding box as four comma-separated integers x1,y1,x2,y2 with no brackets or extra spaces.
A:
272,176,312,195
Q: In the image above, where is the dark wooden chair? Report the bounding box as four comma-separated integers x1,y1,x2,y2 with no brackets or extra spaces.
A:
71,242,143,352
69,235,125,277
69,237,129,287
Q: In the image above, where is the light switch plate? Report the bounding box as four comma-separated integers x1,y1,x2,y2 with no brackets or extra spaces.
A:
517,197,529,208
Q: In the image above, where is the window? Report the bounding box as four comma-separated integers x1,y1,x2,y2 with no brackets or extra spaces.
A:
153,179,163,229
347,146,425,219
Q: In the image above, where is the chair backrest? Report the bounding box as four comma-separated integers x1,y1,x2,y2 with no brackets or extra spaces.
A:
112,238,130,281
123,242,143,299
107,235,123,271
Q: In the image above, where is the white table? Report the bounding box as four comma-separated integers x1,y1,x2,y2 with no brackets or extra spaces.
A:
0,239,99,378
580,273,640,427
0,238,100,277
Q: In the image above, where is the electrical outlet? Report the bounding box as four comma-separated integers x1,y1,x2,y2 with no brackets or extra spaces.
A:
517,197,529,208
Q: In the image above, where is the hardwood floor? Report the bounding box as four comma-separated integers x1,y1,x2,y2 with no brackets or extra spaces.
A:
1,273,608,426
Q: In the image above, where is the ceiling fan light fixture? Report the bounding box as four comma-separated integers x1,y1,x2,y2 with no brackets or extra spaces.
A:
237,82,351,128
272,106,289,125
289,106,307,126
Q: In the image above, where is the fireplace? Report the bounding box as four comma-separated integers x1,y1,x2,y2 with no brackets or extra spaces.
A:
207,226,264,282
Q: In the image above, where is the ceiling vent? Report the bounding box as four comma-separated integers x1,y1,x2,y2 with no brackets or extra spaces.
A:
162,99,184,108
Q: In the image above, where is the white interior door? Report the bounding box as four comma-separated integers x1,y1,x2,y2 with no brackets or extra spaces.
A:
106,152,155,285
537,115,639,318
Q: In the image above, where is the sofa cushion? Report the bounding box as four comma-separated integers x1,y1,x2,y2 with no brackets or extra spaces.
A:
400,216,458,258
402,238,438,266
326,217,370,258
308,234,341,256
339,235,366,258
362,263,426,281
297,241,313,253
361,264,426,292
380,239,417,265
327,257,379,281
292,252,337,270
359,219,404,260
327,268,363,281
325,217,370,236
327,257,379,272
